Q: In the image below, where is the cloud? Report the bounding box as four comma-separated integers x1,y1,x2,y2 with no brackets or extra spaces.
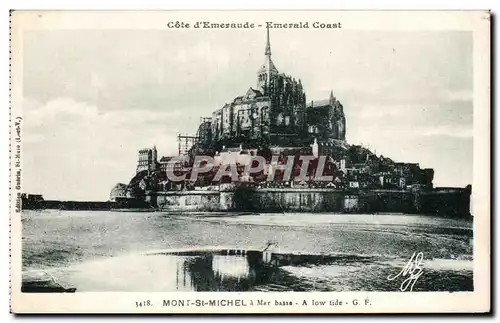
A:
26,98,99,127
25,97,181,130
442,89,473,102
352,103,416,119
22,30,241,113
422,124,473,138
22,98,182,200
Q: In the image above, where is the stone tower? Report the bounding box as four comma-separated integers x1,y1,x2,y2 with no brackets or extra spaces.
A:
136,146,158,173
152,145,158,171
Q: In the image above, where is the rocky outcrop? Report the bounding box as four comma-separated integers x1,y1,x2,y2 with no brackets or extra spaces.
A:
109,183,128,202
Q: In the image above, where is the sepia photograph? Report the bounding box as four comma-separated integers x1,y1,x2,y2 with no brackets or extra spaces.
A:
9,10,490,313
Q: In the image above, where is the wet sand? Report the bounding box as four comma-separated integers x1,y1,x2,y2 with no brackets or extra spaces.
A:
21,210,473,292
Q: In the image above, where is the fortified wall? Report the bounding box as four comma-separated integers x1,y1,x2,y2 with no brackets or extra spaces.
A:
139,186,472,218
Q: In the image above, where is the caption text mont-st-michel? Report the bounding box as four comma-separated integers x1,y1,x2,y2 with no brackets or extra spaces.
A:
166,21,342,29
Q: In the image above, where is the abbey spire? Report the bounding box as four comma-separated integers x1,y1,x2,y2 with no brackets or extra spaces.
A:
257,26,279,93
329,90,335,105
265,25,272,56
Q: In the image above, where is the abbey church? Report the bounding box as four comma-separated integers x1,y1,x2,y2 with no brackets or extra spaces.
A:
192,27,347,157
126,27,437,201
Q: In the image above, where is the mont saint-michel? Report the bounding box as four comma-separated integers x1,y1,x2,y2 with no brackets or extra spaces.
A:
95,28,470,217
18,28,471,217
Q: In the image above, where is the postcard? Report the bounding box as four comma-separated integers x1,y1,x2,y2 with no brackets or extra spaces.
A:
9,10,490,314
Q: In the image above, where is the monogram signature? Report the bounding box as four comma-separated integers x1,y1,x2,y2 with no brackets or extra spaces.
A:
387,252,424,292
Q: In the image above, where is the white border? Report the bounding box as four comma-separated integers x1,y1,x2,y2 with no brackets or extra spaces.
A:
3,1,496,320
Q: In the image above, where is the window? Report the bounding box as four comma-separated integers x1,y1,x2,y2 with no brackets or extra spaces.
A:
276,113,284,125
308,125,318,133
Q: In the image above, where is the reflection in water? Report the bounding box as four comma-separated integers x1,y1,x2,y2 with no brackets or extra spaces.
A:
171,251,282,292
212,255,251,279
23,249,473,292
29,251,285,292
155,250,472,292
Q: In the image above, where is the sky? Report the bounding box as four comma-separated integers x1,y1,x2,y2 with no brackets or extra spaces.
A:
21,28,473,201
